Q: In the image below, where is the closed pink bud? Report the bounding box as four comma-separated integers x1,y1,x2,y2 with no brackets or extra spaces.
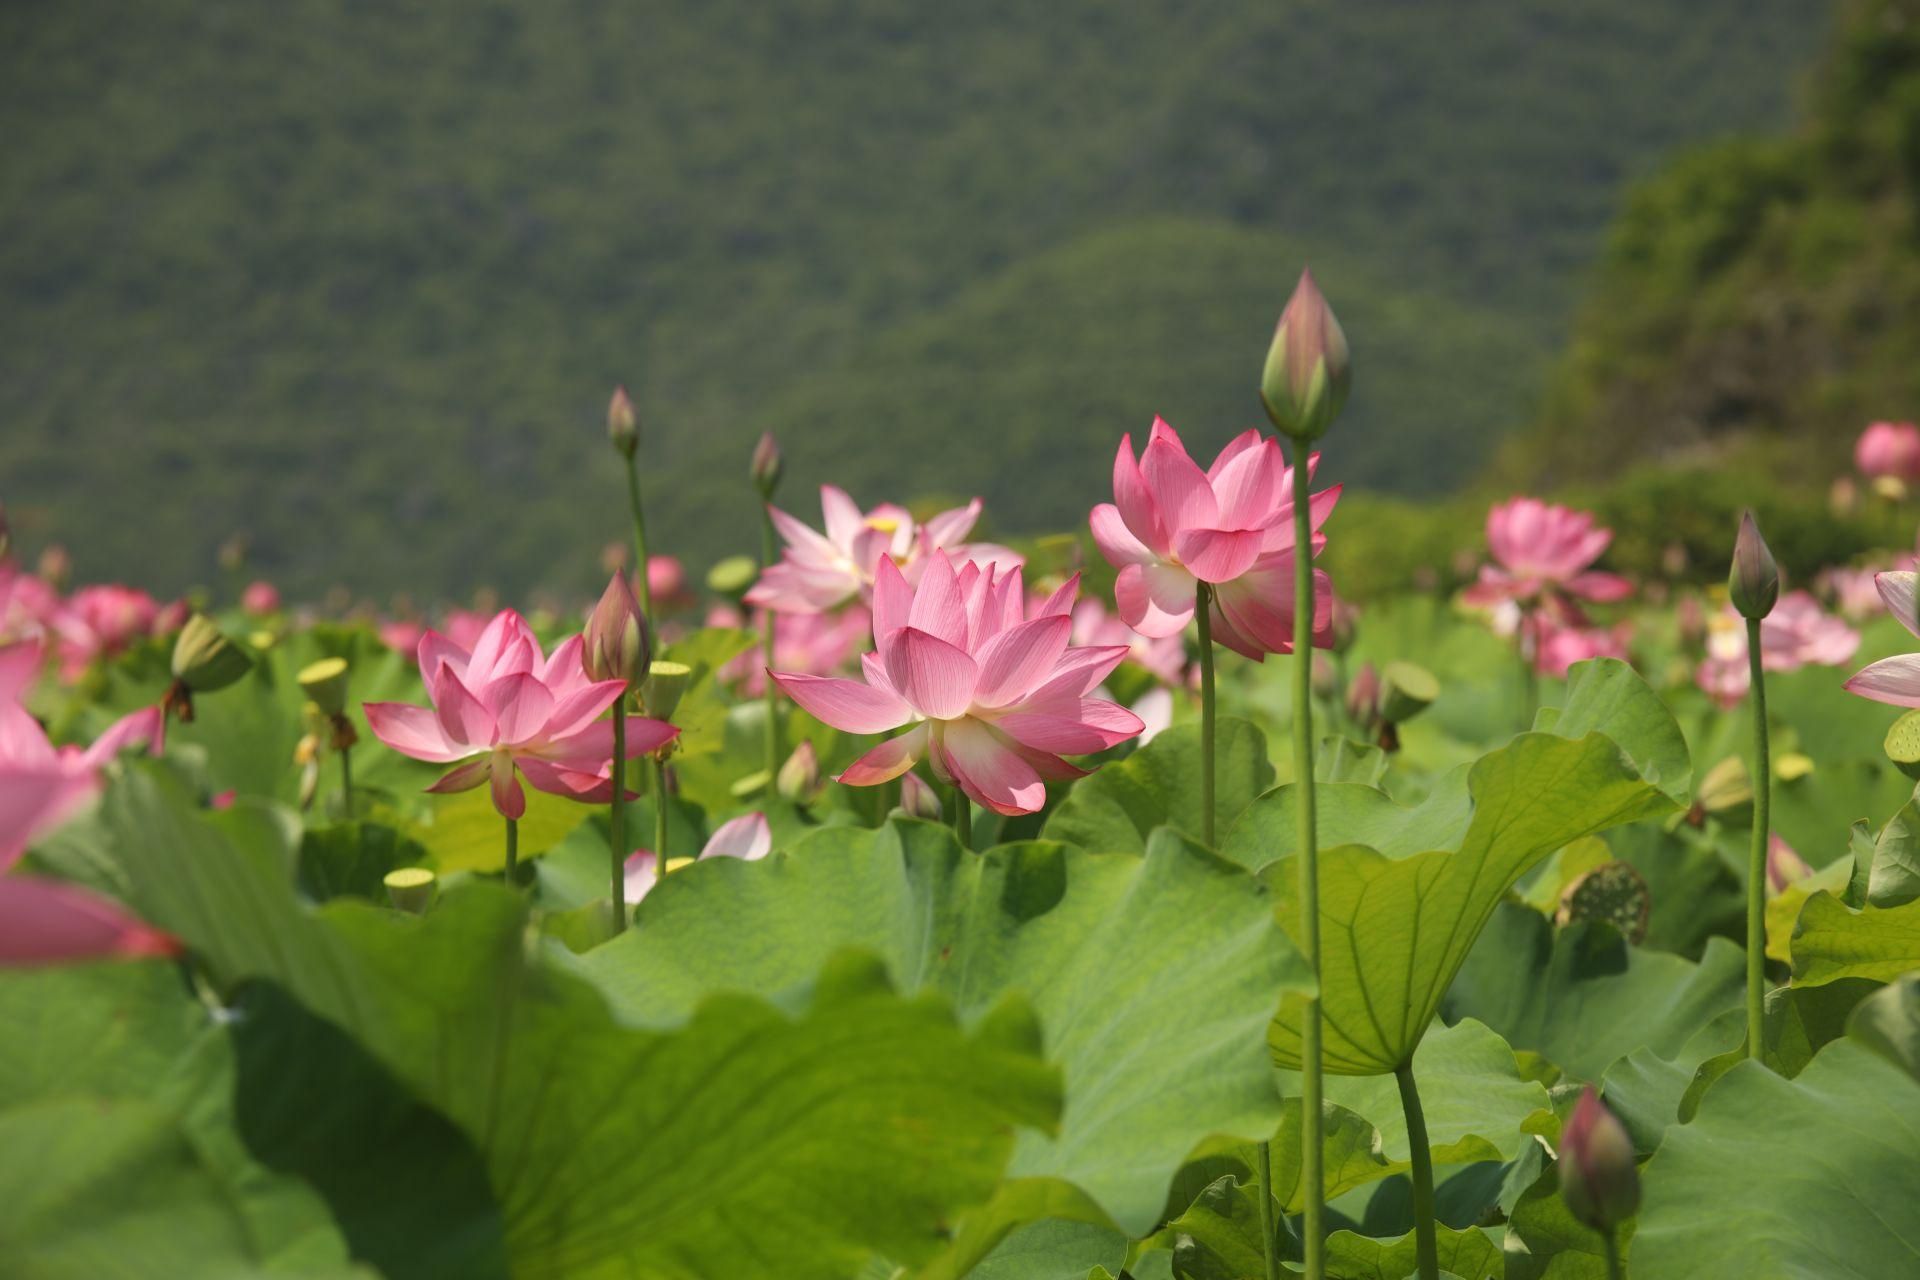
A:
1346,661,1381,727
1261,268,1351,442
608,385,639,457
241,580,281,617
1559,1086,1639,1232
584,572,650,686
896,771,942,821
1729,510,1778,621
1765,834,1810,894
777,740,820,801
750,431,784,498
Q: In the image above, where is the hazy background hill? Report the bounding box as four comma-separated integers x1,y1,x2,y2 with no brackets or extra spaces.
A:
0,0,1827,600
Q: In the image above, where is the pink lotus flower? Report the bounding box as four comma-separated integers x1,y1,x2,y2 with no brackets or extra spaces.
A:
748,486,1021,615
1532,622,1631,678
1700,593,1862,708
1855,421,1920,482
773,552,1144,815
1843,572,1920,706
0,563,59,645
1819,565,1891,621
711,603,872,695
1462,498,1630,609
1089,418,1338,658
241,580,282,616
648,556,692,610
51,584,173,680
1068,597,1190,687
380,619,426,658
0,877,180,965
1,640,162,867
363,610,678,818
623,810,771,904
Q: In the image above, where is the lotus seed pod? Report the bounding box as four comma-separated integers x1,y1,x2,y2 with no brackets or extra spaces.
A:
1378,660,1439,725
170,615,253,693
706,555,759,600
297,656,351,718
1885,709,1920,781
1559,1086,1640,1232
1260,268,1350,442
384,867,437,914
641,660,692,722
1728,510,1778,620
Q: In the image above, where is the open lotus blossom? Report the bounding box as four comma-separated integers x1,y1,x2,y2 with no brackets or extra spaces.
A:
623,810,771,904
241,580,282,616
1699,593,1862,708
773,551,1144,815
1,640,162,867
1855,421,1920,482
710,603,872,695
1462,498,1630,609
747,485,1021,615
0,563,59,645
1090,418,1338,657
50,583,180,681
1842,571,1920,706
1533,621,1632,678
363,610,678,818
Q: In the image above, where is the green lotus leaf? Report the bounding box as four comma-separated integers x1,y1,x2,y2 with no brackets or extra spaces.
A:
1791,889,1920,986
1042,715,1274,853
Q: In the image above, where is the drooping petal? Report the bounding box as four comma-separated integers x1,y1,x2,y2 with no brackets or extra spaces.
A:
991,698,1144,754
971,615,1071,708
75,705,162,769
773,673,913,734
517,755,614,801
1114,562,1196,637
1025,645,1131,702
884,627,980,721
1844,653,1920,707
0,877,179,966
365,700,473,763
703,812,772,861
1173,526,1266,584
540,716,679,768
0,765,96,872
425,758,490,794
935,718,1047,816
838,723,929,786
1876,572,1920,639
489,752,526,820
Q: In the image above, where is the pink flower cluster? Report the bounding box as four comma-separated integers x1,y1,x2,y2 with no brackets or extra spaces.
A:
709,603,874,695
0,562,184,682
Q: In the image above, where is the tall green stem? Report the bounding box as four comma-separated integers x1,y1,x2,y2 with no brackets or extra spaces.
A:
624,454,654,624
1745,616,1771,1059
609,706,628,932
951,785,973,850
337,743,353,819
1290,446,1325,1280
1256,1139,1282,1280
1518,606,1538,728
1394,1060,1440,1280
1602,1230,1624,1280
651,756,670,875
504,816,518,882
761,510,780,781
1195,582,1217,846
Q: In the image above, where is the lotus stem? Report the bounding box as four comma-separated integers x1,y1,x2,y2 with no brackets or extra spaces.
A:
609,705,628,932
623,454,653,624
1602,1229,1624,1280
761,509,781,781
1745,615,1771,1059
1257,1139,1281,1280
1394,1059,1440,1280
337,744,353,818
504,815,518,883
1195,581,1217,846
651,755,670,875
1519,606,1538,728
1291,445,1326,1280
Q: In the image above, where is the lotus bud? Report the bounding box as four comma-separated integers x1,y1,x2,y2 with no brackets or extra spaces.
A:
383,867,437,914
1378,661,1439,725
37,545,70,591
1345,661,1381,728
170,615,252,693
641,660,692,722
750,431,784,499
584,573,651,687
1558,1087,1639,1232
297,657,351,718
241,581,281,617
607,385,639,458
1765,834,1811,894
706,555,759,601
896,771,942,821
1328,598,1359,655
1695,754,1753,814
1260,268,1350,442
777,740,820,802
1728,510,1778,620
1310,653,1338,700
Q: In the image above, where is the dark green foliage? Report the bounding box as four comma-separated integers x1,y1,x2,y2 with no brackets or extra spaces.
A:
0,1,1820,598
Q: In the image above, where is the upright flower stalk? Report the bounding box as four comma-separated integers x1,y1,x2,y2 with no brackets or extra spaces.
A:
1729,510,1779,1058
585,573,652,931
608,386,654,622
1394,1061,1440,1280
1261,267,1350,1280
752,432,785,782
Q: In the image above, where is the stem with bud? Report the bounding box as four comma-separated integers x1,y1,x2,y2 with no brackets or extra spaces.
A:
609,706,628,932
1195,582,1217,846
761,511,780,782
1745,615,1771,1059
1290,444,1326,1280
624,457,653,624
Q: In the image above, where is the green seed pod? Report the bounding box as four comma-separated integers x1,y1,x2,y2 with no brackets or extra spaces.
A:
170,615,252,693
706,554,760,601
384,867,437,914
297,656,351,718
1378,660,1439,725
641,660,693,722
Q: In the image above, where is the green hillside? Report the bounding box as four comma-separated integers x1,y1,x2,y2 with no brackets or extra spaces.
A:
1509,0,1920,487
0,0,1826,599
